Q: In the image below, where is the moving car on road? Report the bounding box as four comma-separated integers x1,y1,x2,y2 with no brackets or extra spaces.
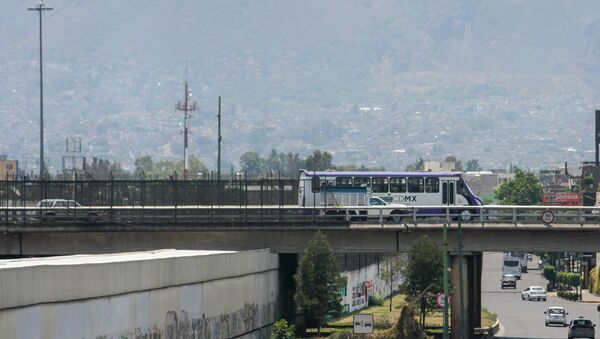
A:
568,316,595,339
35,199,100,223
522,286,547,301
501,274,517,289
544,306,568,327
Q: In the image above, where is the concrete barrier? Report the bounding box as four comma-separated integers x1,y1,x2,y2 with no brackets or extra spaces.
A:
0,249,279,339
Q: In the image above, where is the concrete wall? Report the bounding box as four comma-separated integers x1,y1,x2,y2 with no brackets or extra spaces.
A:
339,254,404,313
0,249,279,339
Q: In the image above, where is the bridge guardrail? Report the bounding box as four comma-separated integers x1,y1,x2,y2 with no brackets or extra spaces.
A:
1,205,600,226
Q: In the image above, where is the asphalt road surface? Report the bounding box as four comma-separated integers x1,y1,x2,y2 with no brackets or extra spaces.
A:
482,252,600,339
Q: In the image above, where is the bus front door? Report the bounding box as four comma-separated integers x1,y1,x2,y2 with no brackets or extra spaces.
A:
441,180,455,219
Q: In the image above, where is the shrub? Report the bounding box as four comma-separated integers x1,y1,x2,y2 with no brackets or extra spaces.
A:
556,272,581,287
543,265,556,285
369,294,385,306
557,290,578,301
271,319,295,339
374,315,393,329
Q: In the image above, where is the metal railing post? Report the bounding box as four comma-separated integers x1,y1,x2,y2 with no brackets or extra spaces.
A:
512,207,517,226
480,206,484,227
413,207,417,226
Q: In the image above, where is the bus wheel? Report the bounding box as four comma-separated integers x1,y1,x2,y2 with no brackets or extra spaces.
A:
459,210,472,221
390,212,403,223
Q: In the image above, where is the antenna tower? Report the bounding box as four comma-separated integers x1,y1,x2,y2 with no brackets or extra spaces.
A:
175,71,198,179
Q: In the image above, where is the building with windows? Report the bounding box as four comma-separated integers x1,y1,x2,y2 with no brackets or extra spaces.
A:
0,156,17,179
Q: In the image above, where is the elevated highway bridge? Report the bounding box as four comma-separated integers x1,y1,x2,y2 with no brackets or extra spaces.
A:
2,204,599,339
2,204,600,255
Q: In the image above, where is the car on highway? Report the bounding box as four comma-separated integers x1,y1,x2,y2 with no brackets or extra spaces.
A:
521,286,547,301
568,316,595,339
544,306,568,327
501,274,517,289
34,199,100,223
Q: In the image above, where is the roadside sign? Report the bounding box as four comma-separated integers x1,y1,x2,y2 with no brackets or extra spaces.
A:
541,210,555,224
436,293,451,308
353,314,374,334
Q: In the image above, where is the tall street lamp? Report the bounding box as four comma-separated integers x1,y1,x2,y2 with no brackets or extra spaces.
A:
28,1,53,185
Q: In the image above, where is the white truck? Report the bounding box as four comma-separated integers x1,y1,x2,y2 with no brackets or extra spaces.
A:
300,184,407,222
502,256,523,280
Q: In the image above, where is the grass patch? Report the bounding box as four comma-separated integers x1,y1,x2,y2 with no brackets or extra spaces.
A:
326,294,497,334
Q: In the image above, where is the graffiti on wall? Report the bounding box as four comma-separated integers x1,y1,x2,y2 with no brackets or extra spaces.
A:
93,302,276,339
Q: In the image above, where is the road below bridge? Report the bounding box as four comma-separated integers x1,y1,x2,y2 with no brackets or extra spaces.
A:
483,252,600,338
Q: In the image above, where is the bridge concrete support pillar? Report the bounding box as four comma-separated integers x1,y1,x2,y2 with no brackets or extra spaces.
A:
450,252,482,339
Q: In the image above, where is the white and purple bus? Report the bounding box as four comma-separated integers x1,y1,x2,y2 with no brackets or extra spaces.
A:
298,170,483,220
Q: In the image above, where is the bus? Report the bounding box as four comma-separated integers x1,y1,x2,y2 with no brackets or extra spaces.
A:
298,170,483,221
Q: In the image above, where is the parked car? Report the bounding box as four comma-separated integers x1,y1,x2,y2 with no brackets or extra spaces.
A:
35,199,100,223
568,316,595,339
501,274,517,289
544,306,568,327
522,286,547,301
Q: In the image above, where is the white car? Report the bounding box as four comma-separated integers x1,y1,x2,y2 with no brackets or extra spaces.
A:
545,306,568,327
35,199,100,223
522,286,547,301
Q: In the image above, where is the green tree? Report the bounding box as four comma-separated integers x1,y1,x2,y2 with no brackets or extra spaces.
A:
402,236,444,328
84,157,130,179
379,253,405,311
465,159,482,172
188,154,208,177
240,151,263,177
134,156,154,177
270,319,295,339
295,231,345,334
543,265,556,289
405,157,425,171
304,149,334,171
279,151,304,178
495,167,542,205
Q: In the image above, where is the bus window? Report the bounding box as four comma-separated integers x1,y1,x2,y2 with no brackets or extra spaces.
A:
336,177,353,187
354,177,370,187
457,179,469,199
408,177,424,193
425,178,439,193
390,177,406,193
372,178,389,193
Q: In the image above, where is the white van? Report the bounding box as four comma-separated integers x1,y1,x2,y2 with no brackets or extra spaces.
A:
502,257,522,279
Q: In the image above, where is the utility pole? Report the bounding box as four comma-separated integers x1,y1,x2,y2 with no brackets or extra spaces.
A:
175,74,197,179
595,110,600,192
443,216,450,339
28,1,53,191
217,96,222,181
458,219,466,339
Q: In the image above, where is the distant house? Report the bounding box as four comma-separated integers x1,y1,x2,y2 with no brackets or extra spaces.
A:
463,171,515,195
424,160,457,172
0,156,18,180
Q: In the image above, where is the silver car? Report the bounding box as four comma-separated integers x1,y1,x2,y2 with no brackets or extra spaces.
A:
544,306,568,327
522,286,547,301
35,199,100,223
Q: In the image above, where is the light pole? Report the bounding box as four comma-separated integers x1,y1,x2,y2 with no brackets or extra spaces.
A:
443,208,450,339
28,1,53,189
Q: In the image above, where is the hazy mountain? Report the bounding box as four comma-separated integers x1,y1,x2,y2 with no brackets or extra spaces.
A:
1,0,600,172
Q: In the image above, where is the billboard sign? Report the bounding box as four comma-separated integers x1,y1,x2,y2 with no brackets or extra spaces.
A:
541,192,580,206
